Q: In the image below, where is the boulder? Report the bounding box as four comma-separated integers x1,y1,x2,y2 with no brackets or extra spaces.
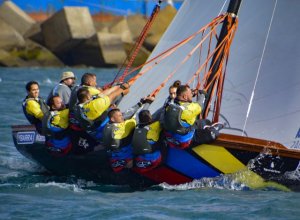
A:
0,18,25,50
0,1,35,36
41,7,96,53
110,18,133,43
68,32,127,67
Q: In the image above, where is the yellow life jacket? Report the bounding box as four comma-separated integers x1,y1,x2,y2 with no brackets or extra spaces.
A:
164,101,200,135
103,118,136,150
69,85,101,112
22,96,49,124
82,95,110,121
50,109,69,129
178,101,201,125
43,109,69,139
74,95,110,133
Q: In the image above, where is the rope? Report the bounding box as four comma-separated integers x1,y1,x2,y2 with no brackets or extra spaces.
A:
119,1,161,82
204,19,238,120
242,0,277,135
149,16,226,97
103,0,162,89
124,15,226,85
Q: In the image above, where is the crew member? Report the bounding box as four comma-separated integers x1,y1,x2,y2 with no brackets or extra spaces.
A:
47,71,76,106
75,84,129,142
132,110,162,173
163,85,205,149
69,73,128,153
22,81,49,133
103,97,154,172
44,95,72,155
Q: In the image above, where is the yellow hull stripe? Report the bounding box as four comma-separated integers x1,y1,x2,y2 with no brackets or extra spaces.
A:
232,169,290,191
192,144,245,174
192,144,290,191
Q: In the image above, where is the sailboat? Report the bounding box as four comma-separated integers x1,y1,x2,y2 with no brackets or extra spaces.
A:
12,0,300,190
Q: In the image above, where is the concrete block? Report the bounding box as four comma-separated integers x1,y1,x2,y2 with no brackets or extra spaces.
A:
144,5,177,50
0,1,35,35
24,23,45,46
127,15,147,41
124,42,150,67
0,49,28,67
69,32,127,67
110,18,133,43
0,18,25,50
21,39,64,66
41,7,96,53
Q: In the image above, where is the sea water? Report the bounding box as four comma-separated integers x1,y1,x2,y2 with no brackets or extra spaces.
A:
0,67,299,220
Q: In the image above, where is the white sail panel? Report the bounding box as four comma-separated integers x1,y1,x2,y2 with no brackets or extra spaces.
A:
222,0,300,148
118,0,225,111
119,0,300,148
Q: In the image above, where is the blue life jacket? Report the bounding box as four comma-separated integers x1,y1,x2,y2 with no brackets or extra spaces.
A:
44,111,72,152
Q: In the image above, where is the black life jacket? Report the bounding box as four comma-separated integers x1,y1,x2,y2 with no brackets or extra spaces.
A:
163,102,192,135
103,122,133,151
22,96,49,126
68,85,80,113
132,125,153,155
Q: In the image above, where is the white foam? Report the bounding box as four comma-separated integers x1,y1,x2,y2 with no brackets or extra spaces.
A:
0,171,22,180
160,176,247,191
0,156,44,172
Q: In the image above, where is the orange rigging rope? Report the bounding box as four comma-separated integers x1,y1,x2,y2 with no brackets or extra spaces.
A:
104,1,162,89
126,14,227,88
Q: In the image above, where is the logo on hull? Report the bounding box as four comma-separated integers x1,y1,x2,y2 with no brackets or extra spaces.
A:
17,131,35,145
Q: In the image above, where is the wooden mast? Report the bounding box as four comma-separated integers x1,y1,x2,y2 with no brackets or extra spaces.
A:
202,0,243,119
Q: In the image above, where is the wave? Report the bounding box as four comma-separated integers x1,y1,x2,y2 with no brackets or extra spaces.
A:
160,175,248,191
0,155,44,173
34,181,84,193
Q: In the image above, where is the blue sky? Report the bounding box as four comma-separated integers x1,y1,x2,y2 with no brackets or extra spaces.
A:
2,0,183,16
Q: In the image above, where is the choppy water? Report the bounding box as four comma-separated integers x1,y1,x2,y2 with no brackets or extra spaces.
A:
0,67,300,220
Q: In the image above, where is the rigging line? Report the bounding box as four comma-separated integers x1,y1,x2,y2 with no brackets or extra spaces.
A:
218,0,228,16
242,0,278,135
127,15,226,85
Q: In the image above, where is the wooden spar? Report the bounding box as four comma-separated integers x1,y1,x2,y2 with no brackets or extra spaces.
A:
202,0,243,119
215,133,300,160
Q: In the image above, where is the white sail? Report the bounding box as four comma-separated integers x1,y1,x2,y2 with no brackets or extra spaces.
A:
119,0,300,149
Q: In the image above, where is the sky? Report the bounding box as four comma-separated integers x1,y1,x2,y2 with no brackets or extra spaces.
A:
2,0,183,16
